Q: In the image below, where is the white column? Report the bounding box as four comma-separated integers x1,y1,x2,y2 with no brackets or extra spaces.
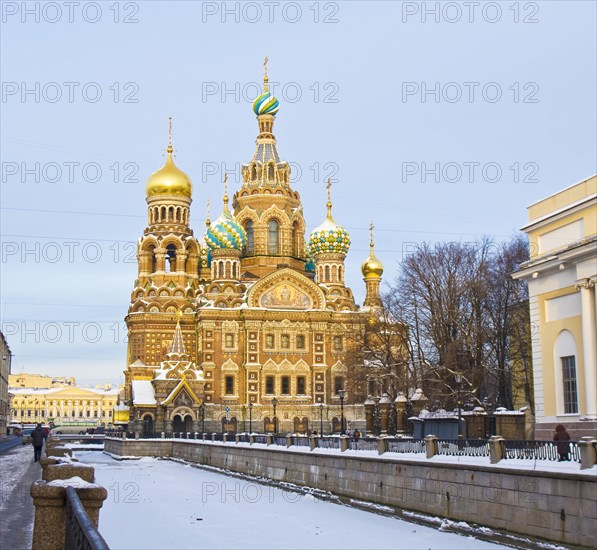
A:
578,280,597,417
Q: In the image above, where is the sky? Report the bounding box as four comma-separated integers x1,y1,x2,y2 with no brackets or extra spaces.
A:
1,0,596,386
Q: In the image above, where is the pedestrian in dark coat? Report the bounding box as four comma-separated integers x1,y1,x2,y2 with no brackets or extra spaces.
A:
553,424,571,461
31,423,45,462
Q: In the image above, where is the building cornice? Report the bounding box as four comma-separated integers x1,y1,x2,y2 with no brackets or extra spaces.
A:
521,194,596,233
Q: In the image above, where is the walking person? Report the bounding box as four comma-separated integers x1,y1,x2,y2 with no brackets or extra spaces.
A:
553,424,571,461
31,423,45,462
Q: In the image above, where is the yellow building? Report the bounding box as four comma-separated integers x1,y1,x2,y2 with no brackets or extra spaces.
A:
9,373,75,389
513,175,596,439
9,376,118,427
124,63,387,435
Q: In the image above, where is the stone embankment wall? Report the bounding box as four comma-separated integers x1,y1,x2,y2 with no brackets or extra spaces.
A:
104,438,596,548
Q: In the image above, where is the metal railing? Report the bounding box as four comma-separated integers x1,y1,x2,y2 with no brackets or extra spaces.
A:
64,486,109,550
273,435,287,446
104,432,586,465
350,437,378,451
504,440,581,462
435,439,491,457
386,439,426,454
318,437,340,449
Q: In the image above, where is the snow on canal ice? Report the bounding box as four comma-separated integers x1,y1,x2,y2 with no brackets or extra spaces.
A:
77,451,507,550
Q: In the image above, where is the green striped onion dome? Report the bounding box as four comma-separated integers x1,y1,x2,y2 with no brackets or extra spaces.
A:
253,91,280,116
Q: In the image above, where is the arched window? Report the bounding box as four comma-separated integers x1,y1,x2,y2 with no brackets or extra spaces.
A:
245,220,254,255
268,220,279,254
325,265,330,282
332,265,338,282
165,244,177,273
148,246,157,273
268,164,275,181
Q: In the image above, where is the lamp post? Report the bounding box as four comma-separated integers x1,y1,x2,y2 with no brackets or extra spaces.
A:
337,389,346,434
248,402,253,434
200,403,205,434
319,403,324,435
454,372,463,447
272,397,278,434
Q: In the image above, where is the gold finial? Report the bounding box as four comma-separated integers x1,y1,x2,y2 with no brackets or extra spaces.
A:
167,116,173,154
263,55,269,92
369,222,375,249
326,178,333,218
205,198,211,227
223,173,229,210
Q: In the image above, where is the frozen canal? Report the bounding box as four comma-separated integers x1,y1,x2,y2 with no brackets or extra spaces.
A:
77,451,508,550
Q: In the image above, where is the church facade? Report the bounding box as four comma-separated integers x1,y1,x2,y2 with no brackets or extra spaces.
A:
123,65,385,435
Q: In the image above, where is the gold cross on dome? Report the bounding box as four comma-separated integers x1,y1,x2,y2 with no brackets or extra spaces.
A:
326,178,332,202
168,116,172,147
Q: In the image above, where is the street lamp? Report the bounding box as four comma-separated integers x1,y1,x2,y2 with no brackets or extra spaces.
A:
272,397,278,434
200,403,205,434
337,389,346,434
319,403,324,435
454,372,463,446
248,402,253,434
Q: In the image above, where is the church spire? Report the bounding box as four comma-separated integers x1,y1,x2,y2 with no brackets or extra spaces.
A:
166,312,188,360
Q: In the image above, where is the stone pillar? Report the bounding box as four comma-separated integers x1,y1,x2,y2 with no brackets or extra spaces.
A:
249,434,255,445
45,464,95,484
394,392,408,433
425,435,438,459
578,437,597,470
340,435,349,452
489,435,505,464
410,389,428,417
30,482,108,550
378,436,389,455
266,434,274,446
577,280,597,417
286,435,293,448
309,435,318,450
378,393,391,434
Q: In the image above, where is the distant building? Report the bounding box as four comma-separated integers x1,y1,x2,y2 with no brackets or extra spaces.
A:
9,373,75,389
513,175,596,439
0,332,12,434
9,375,118,426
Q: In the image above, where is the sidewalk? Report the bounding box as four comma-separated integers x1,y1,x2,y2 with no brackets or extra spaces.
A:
0,435,22,454
0,444,42,550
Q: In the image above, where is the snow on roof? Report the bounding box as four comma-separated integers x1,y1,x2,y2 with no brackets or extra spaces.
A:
132,380,156,405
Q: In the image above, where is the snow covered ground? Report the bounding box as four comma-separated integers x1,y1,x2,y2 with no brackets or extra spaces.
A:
76,451,509,550
0,443,34,513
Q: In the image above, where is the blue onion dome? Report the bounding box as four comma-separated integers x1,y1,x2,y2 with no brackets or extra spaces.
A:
305,243,316,272
205,195,246,251
253,90,279,116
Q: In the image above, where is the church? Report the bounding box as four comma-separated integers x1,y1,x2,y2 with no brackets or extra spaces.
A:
123,62,385,435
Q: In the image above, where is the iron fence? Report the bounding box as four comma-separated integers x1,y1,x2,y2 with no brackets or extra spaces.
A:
273,435,287,446
318,437,340,449
64,486,109,550
435,439,491,457
293,436,310,447
386,439,426,454
350,437,378,451
252,434,268,444
503,440,581,462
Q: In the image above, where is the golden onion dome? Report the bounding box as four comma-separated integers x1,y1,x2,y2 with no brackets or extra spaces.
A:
361,252,384,279
361,224,384,278
146,145,192,198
